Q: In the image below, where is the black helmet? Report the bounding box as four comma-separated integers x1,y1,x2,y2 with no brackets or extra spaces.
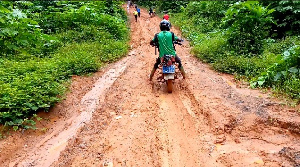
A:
160,20,170,31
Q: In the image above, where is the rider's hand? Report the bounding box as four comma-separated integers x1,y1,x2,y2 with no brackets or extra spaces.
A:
150,40,155,46
176,38,183,42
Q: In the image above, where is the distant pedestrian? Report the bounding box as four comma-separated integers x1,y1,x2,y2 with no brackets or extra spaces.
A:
130,1,133,8
127,0,130,13
137,8,141,17
149,7,153,17
127,0,131,7
133,9,138,22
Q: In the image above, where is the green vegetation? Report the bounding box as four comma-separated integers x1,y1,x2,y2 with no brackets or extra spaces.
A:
136,0,188,13
138,0,300,102
0,1,129,127
222,1,275,55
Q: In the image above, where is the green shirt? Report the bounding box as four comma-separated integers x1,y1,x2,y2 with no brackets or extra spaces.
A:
152,31,178,58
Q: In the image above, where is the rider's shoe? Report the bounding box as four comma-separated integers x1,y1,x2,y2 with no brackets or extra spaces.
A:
149,68,156,81
179,67,186,79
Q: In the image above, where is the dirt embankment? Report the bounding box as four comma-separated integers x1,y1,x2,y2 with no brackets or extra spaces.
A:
0,7,300,167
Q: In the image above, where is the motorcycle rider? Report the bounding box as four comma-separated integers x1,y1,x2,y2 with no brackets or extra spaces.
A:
163,11,169,21
149,20,186,81
149,7,153,17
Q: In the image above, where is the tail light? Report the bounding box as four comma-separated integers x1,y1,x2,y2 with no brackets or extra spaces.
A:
171,57,175,62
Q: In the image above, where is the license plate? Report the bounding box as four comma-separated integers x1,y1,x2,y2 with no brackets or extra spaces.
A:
163,65,175,73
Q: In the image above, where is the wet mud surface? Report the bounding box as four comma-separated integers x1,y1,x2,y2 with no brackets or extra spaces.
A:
0,7,300,167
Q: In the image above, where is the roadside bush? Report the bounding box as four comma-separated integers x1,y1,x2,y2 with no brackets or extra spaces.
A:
54,25,114,44
213,52,278,76
23,1,127,35
136,0,158,9
168,1,299,102
261,0,300,38
53,43,102,76
98,40,129,63
184,1,232,33
0,1,129,126
192,33,227,63
136,0,188,13
0,60,66,124
263,36,300,55
0,3,60,57
157,1,188,13
283,78,300,99
0,39,129,125
222,1,275,55
251,45,300,92
96,14,129,40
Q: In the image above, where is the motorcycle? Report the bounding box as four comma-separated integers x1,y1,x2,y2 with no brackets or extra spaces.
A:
149,11,155,18
149,9,156,18
153,41,183,93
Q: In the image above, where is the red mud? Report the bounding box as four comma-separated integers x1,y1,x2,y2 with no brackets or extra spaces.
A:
0,7,299,167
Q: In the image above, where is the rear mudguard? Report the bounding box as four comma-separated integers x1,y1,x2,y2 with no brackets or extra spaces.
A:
164,73,175,80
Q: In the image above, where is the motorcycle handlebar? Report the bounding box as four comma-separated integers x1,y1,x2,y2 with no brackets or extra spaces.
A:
151,39,184,47
173,41,183,45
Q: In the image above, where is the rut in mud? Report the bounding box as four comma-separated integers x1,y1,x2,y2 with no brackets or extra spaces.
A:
1,7,300,167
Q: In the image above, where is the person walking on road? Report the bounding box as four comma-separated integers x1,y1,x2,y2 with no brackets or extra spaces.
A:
133,9,138,22
137,7,141,17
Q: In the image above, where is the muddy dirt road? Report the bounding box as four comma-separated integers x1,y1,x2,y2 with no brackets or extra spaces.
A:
1,7,300,167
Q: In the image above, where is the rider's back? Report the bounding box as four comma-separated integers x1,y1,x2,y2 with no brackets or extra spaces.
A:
155,31,177,57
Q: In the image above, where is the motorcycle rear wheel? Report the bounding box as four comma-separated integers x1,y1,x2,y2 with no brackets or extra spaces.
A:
167,79,173,93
